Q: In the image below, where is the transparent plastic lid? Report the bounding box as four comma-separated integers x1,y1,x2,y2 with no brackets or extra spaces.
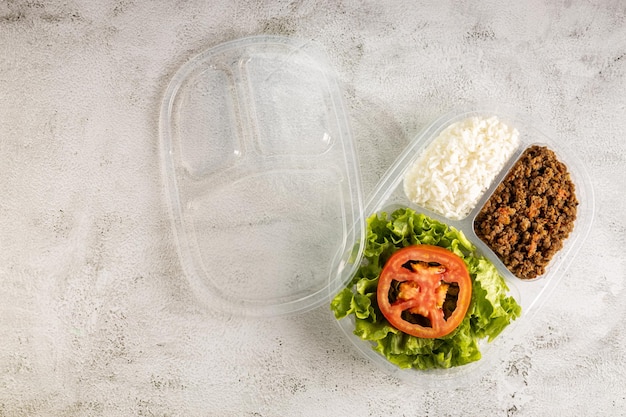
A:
159,36,364,317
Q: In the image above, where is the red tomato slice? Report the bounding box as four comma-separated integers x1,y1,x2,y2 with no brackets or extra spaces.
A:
376,245,472,339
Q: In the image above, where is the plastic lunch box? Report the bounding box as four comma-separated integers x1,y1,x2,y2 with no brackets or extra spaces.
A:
159,35,595,386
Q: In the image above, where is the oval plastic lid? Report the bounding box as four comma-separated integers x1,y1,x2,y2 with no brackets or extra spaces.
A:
159,36,364,316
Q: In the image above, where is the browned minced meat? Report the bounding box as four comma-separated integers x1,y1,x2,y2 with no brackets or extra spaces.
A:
473,145,578,280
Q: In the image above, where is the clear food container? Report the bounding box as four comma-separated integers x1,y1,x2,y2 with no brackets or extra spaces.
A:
160,36,595,387
333,106,595,387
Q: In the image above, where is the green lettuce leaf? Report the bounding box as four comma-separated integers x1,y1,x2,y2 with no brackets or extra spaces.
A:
330,208,521,370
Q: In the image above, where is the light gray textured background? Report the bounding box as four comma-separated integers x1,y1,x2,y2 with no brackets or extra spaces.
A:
1,1,625,416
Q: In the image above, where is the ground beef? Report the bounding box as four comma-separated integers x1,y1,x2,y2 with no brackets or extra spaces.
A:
473,145,578,280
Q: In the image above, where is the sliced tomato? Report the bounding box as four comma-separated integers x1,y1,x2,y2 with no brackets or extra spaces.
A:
376,245,472,339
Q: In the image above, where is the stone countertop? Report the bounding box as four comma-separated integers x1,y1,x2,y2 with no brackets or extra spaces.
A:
1,1,625,416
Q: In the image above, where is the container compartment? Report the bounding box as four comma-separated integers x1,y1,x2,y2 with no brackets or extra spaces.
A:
187,168,346,306
243,50,336,156
172,65,242,179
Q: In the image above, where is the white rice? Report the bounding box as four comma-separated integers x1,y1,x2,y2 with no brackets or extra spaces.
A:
403,115,520,220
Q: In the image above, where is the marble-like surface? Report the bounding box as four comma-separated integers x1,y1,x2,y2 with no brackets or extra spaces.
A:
1,1,625,416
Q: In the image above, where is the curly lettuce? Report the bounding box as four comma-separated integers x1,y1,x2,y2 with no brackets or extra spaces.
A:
331,208,521,370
